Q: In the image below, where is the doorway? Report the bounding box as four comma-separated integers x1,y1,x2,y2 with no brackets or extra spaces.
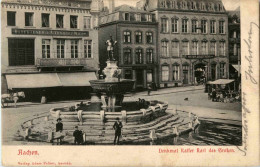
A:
183,71,188,84
136,70,144,87
194,63,206,84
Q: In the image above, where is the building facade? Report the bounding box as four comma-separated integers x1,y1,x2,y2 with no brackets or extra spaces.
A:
99,5,159,89
1,0,103,100
228,7,240,79
138,0,229,87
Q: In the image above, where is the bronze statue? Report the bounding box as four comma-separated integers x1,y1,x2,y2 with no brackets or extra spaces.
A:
105,35,117,61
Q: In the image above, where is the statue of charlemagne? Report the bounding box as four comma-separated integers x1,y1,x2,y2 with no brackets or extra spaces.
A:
105,35,117,61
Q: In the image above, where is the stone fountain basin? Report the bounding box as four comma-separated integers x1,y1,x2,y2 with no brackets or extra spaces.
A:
89,79,135,93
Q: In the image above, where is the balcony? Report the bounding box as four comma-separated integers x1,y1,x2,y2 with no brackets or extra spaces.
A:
36,58,90,67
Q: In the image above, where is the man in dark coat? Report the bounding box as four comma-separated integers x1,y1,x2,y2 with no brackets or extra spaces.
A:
113,117,123,145
73,126,83,145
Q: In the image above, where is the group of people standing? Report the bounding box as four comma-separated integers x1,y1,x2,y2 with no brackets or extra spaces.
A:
55,117,123,145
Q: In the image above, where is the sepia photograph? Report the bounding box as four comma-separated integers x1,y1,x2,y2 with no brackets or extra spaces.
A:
1,0,259,166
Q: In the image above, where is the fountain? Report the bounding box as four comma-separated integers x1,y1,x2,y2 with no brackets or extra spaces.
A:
18,36,200,145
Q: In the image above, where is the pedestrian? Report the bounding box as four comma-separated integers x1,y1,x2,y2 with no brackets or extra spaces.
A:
147,83,152,96
212,88,216,102
73,126,83,145
113,117,123,145
56,118,63,145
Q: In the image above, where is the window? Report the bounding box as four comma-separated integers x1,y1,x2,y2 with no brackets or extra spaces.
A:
146,14,152,22
209,3,214,11
70,16,78,29
210,20,216,34
71,40,78,58
191,2,196,10
57,40,65,58
172,18,178,33
42,13,50,27
210,42,216,55
172,65,180,81
124,13,130,21
220,63,226,78
84,16,91,29
123,48,132,64
183,65,189,71
170,0,177,8
147,71,153,83
181,1,187,9
124,70,132,79
200,3,205,10
56,15,64,28
135,49,143,64
7,11,16,26
233,43,237,56
123,31,131,43
219,21,225,34
161,41,169,57
191,20,198,33
182,42,189,56
146,32,153,43
182,19,188,33
135,32,142,43
171,41,179,57
84,40,92,58
162,66,169,81
25,13,34,26
161,18,168,33
201,42,208,55
191,41,198,55
135,14,141,21
201,20,207,33
146,49,153,64
161,0,167,8
42,39,50,58
219,41,225,56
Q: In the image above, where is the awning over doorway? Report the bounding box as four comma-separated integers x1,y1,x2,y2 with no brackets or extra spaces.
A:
57,72,97,87
6,73,61,89
6,72,97,89
208,79,235,85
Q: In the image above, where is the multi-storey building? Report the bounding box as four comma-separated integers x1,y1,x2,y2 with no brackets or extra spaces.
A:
138,0,229,87
228,7,240,79
99,4,159,89
1,0,103,100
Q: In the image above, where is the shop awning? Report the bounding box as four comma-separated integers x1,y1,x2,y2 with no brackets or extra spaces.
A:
209,79,235,85
57,72,97,87
6,73,62,89
6,72,97,89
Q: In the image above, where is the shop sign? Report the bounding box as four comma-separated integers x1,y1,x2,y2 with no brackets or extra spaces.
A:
185,55,215,59
12,28,89,37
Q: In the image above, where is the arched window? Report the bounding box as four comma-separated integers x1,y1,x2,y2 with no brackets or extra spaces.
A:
123,31,131,43
135,48,143,64
123,48,132,64
146,48,153,64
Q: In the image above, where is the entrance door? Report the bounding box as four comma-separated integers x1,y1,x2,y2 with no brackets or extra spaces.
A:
183,71,188,84
136,70,143,87
211,64,216,81
8,39,35,66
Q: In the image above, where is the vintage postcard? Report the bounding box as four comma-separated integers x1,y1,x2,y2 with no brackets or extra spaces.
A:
1,0,259,166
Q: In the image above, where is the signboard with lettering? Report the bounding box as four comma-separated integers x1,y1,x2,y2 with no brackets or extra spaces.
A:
12,28,89,37
185,55,215,59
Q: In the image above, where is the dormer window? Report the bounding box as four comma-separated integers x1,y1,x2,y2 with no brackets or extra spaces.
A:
124,13,130,21
161,0,167,8
209,3,215,11
218,4,223,11
135,13,141,21
181,1,187,9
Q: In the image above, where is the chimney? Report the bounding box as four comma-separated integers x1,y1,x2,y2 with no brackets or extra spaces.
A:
108,0,115,13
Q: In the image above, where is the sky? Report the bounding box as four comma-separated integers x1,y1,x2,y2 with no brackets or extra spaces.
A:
103,0,240,11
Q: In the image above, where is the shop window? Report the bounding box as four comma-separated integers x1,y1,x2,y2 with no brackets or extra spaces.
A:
7,11,16,26
84,40,92,58
162,66,169,81
147,71,153,83
42,39,50,58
